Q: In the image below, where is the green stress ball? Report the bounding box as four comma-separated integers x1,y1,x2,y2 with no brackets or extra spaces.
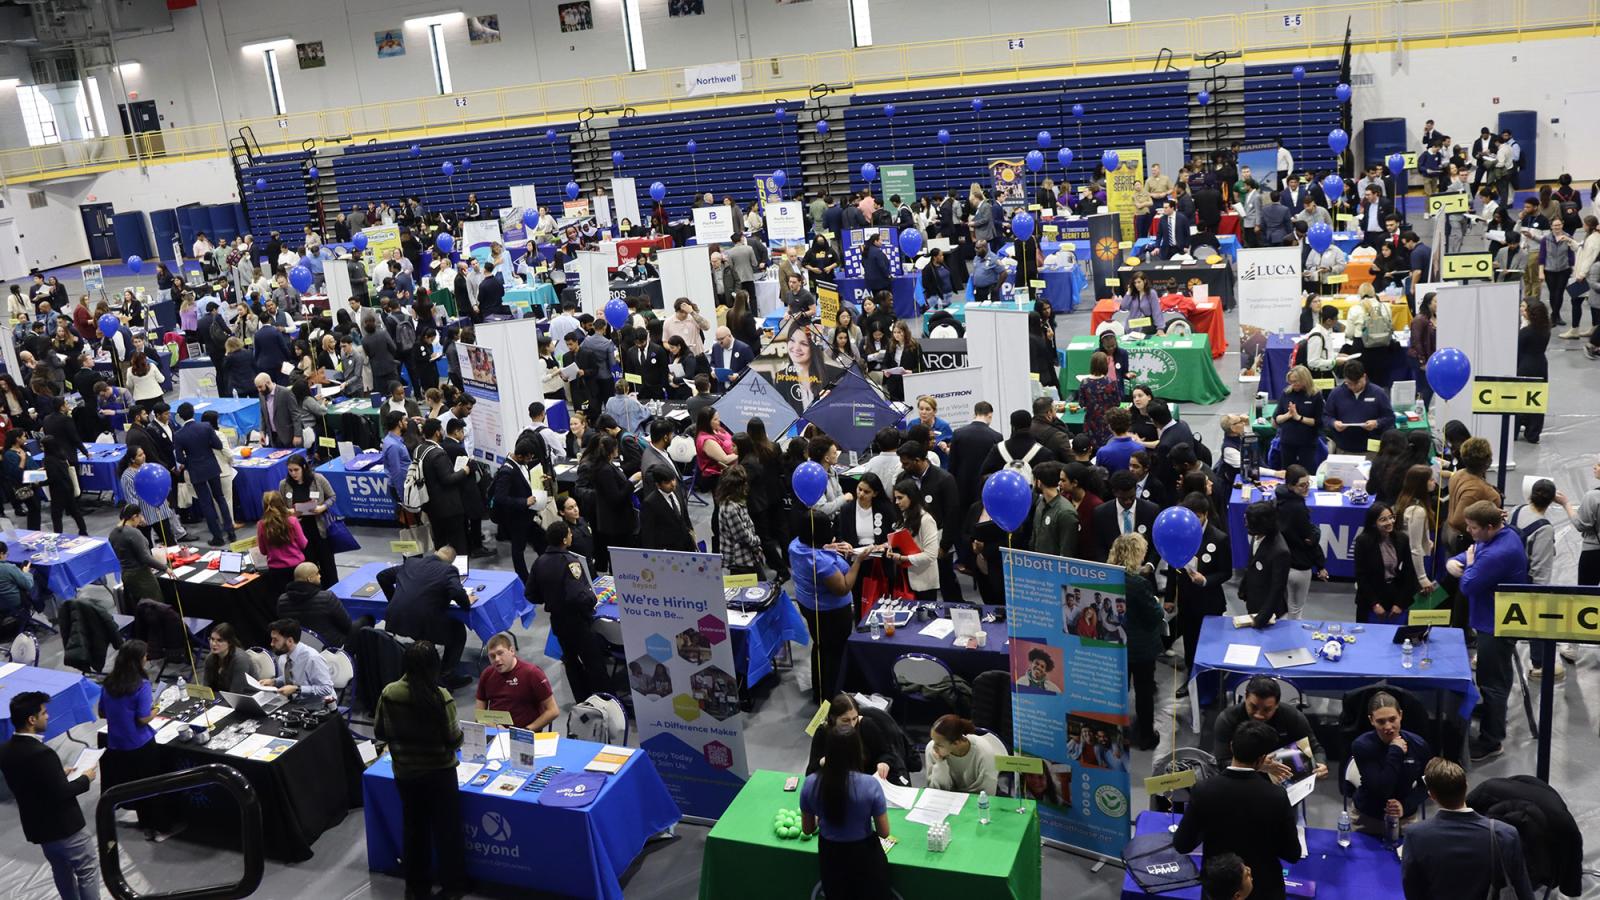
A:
800,829,814,842
774,824,785,838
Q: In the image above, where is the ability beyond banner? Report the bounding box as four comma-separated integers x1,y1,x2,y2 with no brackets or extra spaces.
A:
1001,548,1132,857
610,548,750,819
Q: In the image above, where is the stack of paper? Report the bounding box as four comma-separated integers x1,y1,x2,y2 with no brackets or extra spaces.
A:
877,779,920,810
585,745,636,774
905,788,968,826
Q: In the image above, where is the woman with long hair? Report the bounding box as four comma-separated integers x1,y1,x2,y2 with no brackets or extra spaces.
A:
713,464,764,578
279,454,339,587
0,373,33,432
835,472,897,618
725,289,759,351
882,321,921,403
804,692,913,785
1394,464,1440,594
1079,351,1122,449
591,434,636,574
889,478,940,601
1517,299,1551,443
1353,502,1419,623
100,640,178,839
1366,430,1412,505
800,724,892,900
374,641,468,900
828,323,864,372
117,446,175,542
256,491,307,597
1128,384,1160,447
1409,291,1438,407
1119,271,1166,336
664,335,702,401
202,623,252,694
924,713,1007,795
1109,532,1164,750
693,406,738,494
860,319,891,383
830,306,862,352
1,429,40,530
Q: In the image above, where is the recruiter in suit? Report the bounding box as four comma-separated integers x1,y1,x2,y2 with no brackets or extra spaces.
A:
0,691,102,900
1165,494,1231,678
255,373,301,448
897,441,964,603
173,402,237,546
638,467,696,552
1358,187,1395,249
1153,200,1191,258
1149,400,1195,488
379,547,475,688
1173,720,1303,900
1402,758,1535,900
1237,501,1291,627
252,313,295,385
490,435,540,583
623,334,670,402
1091,470,1160,565
709,327,754,388
947,402,1003,520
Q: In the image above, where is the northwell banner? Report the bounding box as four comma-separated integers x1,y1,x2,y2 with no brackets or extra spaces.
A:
684,62,742,96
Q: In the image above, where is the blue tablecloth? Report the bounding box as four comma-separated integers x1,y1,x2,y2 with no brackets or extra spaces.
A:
1227,477,1372,579
31,443,126,502
363,735,680,900
332,560,532,642
1258,332,1418,400
1333,231,1363,255
1039,266,1087,312
11,530,120,603
838,274,918,319
546,587,810,689
317,454,395,521
1189,616,1478,724
836,605,1010,696
179,397,260,439
0,665,102,742
230,449,294,522
1121,811,1399,899
506,283,559,316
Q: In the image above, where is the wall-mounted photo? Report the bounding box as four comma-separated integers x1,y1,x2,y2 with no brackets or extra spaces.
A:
669,0,705,15
374,29,405,58
296,41,326,69
468,14,501,44
559,1,593,32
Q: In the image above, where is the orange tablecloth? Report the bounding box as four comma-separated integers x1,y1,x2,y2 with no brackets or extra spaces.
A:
1091,294,1227,359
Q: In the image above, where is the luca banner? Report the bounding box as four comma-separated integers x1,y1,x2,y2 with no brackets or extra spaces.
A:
610,548,750,819
684,61,743,96
1104,149,1145,244
1235,246,1304,373
1001,548,1131,857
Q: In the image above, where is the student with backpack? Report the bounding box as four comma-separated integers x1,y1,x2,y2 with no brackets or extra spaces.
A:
1346,285,1395,389
1510,478,1581,680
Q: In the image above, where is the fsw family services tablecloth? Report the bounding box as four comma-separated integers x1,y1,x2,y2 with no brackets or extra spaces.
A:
1061,334,1231,405
700,770,1041,900
364,735,680,900
318,454,396,521
332,560,532,642
0,664,101,741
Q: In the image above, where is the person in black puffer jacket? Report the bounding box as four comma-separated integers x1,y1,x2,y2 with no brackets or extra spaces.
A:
1275,465,1327,620
277,562,359,648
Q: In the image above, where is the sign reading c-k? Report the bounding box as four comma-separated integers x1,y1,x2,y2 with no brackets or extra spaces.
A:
1470,375,1548,415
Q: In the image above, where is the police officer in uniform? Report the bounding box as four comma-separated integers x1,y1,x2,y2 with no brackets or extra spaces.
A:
527,521,610,702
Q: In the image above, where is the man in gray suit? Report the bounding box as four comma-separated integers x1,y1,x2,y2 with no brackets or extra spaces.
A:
972,190,997,244
254,373,300,448
1401,758,1534,900
337,332,370,394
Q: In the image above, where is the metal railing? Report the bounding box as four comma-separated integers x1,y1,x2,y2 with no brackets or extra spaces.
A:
0,0,1591,184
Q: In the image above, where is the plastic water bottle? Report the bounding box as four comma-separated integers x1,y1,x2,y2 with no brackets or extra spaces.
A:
1384,810,1401,848
870,617,883,641
1401,639,1415,669
1337,810,1352,848
977,790,990,825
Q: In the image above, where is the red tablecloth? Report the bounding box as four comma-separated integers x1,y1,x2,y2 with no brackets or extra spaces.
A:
1091,294,1227,359
1145,212,1242,239
615,236,673,263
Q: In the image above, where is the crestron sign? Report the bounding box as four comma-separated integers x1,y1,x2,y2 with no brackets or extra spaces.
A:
684,62,742,97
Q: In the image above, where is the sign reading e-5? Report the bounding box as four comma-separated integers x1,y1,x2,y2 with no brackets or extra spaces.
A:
1494,587,1600,642
1470,375,1548,415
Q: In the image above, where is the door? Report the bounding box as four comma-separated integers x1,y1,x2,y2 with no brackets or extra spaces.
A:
0,220,23,281
1560,90,1600,182
80,203,118,261
117,100,160,133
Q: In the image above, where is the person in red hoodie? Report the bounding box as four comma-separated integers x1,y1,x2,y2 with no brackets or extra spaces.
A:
1063,462,1104,560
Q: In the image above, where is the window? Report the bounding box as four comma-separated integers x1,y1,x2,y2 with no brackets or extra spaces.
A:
848,0,872,47
262,47,287,115
1108,0,1132,24
16,85,59,146
85,75,109,138
427,22,453,95
621,0,646,72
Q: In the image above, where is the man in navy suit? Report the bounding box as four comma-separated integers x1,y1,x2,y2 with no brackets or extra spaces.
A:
1153,199,1191,258
173,401,236,546
1280,174,1306,210
862,231,892,295
1402,758,1535,900
1358,186,1395,249
709,327,753,390
252,311,294,384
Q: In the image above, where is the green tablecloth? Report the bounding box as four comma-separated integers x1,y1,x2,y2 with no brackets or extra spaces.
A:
1060,401,1179,430
1251,408,1432,450
428,287,457,318
1060,333,1230,405
700,770,1041,900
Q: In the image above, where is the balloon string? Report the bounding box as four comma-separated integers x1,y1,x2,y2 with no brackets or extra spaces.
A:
1006,530,1019,759
156,516,200,687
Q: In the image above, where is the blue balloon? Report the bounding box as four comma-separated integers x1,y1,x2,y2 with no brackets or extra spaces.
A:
410,143,421,157
254,177,267,191
1025,150,1045,173
1307,222,1333,254
792,461,828,508
1335,82,1352,103
126,255,143,274
774,105,787,120
1321,174,1344,203
685,139,698,153
883,104,896,118
1101,149,1120,171
441,161,455,177
308,166,319,180
1327,128,1349,155
1388,153,1406,176
289,265,313,293
436,233,455,255
772,169,788,189
1197,90,1211,106
981,469,1030,533
1011,211,1035,242
1036,130,1051,148
612,150,624,167
522,209,539,230
649,181,667,202
898,229,924,258
815,121,829,136
132,465,172,507
352,232,369,251
604,298,630,330
971,98,985,112
1427,348,1472,401
566,180,580,200
937,128,951,145
460,157,471,171
1057,147,1074,167
1071,103,1085,118
1152,507,1204,570
1292,65,1306,81
545,129,557,142
97,313,119,338
860,163,877,183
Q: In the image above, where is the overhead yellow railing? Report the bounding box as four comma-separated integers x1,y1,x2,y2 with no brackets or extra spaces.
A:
0,0,1591,185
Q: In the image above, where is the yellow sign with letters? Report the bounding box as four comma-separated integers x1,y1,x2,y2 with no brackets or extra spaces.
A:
1441,253,1494,280
1407,608,1453,627
1494,588,1600,642
1145,769,1199,795
995,754,1046,775
723,573,758,589
1470,376,1548,415
1427,193,1471,215
477,709,514,726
